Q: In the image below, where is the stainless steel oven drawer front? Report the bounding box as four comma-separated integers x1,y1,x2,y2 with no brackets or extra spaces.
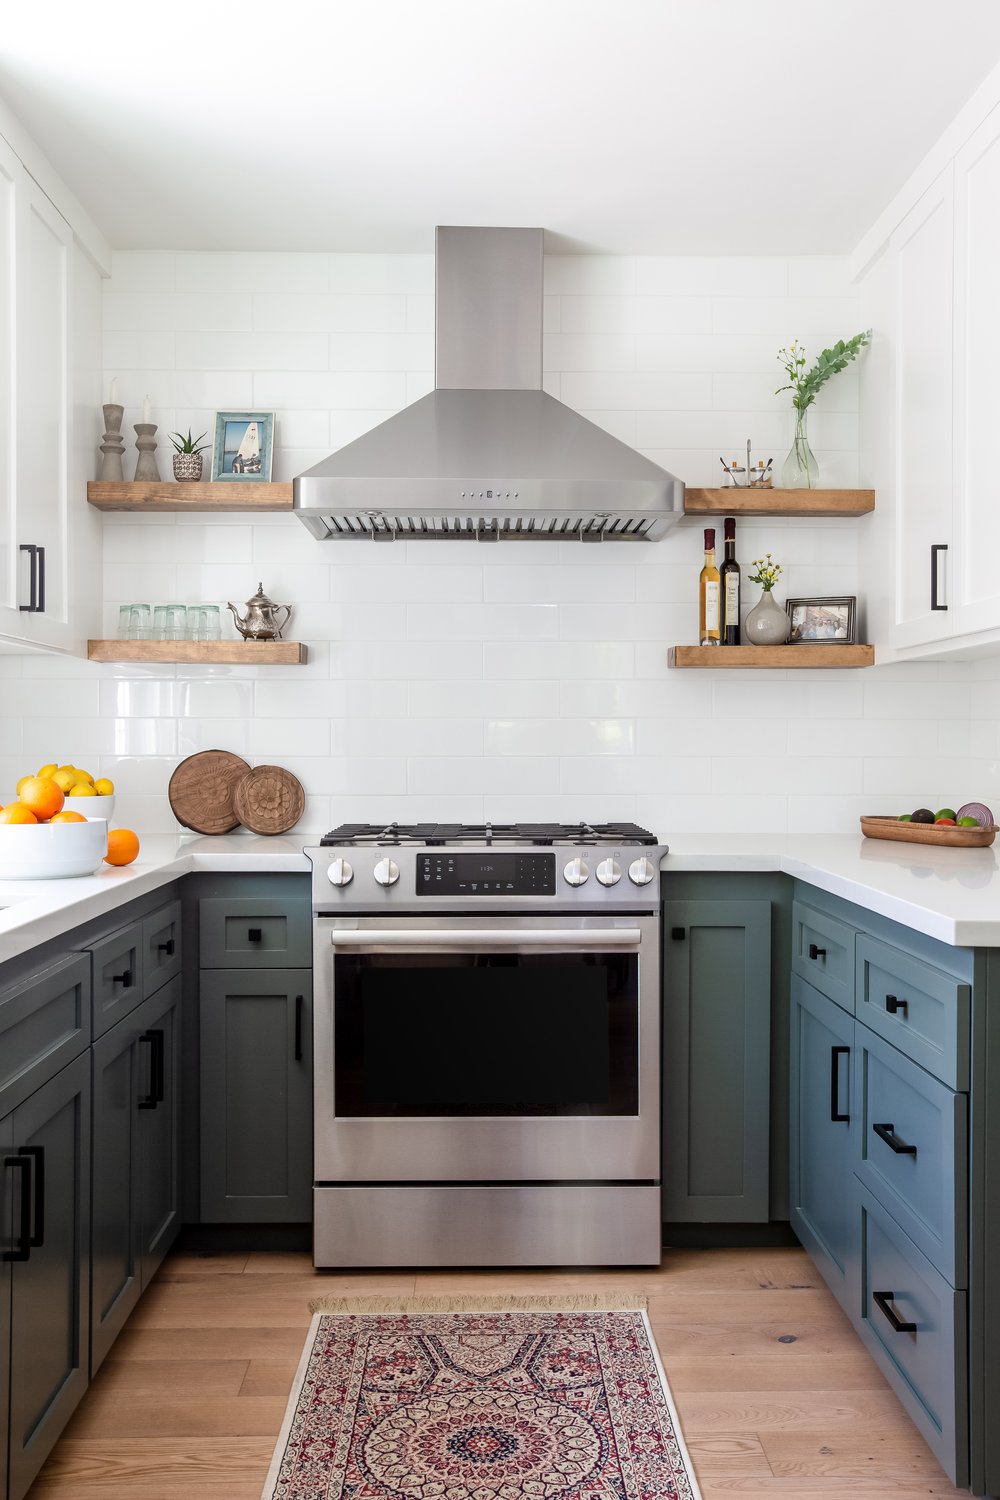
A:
314,1184,663,1267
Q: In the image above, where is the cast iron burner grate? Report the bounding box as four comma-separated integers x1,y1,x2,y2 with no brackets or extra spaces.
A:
319,821,658,847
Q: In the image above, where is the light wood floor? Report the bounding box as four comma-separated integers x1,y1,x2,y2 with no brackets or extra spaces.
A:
32,1244,969,1500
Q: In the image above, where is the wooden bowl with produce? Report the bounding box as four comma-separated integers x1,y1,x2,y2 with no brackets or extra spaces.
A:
861,802,997,847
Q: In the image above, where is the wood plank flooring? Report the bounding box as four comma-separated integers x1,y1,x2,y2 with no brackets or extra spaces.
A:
32,1245,969,1500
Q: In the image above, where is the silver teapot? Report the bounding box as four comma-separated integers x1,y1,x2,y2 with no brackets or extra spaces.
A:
227,582,292,641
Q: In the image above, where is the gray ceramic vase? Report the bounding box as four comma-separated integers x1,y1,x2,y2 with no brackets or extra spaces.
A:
744,589,790,644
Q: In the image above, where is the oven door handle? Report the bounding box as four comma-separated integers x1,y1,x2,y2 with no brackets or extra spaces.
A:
328,927,642,948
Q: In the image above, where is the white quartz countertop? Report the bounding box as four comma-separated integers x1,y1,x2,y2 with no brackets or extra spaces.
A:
0,829,998,964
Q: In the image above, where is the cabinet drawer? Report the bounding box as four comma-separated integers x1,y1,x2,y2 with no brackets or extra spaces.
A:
199,896,311,969
855,1024,966,1286
856,935,969,1089
858,1186,967,1487
791,900,855,1012
0,952,90,1115
88,922,143,1038
142,901,182,996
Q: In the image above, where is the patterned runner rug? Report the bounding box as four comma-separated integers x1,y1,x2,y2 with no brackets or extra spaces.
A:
263,1293,701,1499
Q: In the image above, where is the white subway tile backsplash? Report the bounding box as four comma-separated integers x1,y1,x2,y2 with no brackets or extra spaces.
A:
3,248,966,838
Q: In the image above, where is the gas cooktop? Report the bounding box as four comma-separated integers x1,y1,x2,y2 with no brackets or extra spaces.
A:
319,821,659,848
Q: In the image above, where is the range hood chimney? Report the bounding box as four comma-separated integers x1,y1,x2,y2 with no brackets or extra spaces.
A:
293,227,685,542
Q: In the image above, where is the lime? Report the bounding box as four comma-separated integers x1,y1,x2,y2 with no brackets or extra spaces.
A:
935,807,957,821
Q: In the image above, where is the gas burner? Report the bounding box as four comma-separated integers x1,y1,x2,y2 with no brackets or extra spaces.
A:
319,821,659,848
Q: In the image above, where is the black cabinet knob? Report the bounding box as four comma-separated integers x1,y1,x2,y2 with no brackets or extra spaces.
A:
157,937,175,957
248,927,262,943
808,943,826,960
885,994,908,1015
111,969,133,987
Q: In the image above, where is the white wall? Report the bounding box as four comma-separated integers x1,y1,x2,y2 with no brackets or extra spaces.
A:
0,251,978,837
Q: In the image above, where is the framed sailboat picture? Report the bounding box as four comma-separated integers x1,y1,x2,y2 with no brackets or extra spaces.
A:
211,411,275,482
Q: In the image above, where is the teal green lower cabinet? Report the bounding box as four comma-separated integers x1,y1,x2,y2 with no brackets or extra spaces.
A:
6,1051,91,1500
199,970,313,1223
91,976,182,1373
661,895,772,1222
789,973,855,1311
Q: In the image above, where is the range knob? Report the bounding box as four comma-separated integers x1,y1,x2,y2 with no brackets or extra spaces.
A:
628,856,656,886
373,857,400,887
563,856,590,887
327,857,353,888
595,857,622,887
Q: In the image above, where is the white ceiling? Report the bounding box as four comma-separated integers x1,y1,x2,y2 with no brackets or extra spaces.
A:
2,0,1000,255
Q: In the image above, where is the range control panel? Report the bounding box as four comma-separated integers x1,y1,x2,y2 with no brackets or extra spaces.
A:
417,852,555,896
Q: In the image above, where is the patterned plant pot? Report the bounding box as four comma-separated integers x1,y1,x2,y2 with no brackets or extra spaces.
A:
172,452,203,483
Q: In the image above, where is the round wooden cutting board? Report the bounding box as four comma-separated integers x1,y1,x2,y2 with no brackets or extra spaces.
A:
168,750,251,834
232,765,306,835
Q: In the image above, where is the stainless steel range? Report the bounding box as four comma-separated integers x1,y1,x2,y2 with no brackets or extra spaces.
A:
306,821,666,1268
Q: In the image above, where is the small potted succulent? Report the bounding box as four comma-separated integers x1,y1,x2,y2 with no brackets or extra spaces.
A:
168,428,209,483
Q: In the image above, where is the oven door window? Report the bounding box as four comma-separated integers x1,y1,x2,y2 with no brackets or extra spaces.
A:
334,952,638,1116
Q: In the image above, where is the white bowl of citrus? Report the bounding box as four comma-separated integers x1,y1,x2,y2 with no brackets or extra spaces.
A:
0,766,136,879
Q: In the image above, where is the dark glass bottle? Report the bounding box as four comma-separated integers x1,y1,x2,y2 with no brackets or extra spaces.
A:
720,515,741,645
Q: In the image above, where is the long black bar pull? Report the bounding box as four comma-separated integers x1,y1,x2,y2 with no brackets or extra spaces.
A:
830,1045,850,1122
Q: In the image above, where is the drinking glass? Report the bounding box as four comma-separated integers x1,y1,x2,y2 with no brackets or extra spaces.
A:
123,603,151,640
186,604,222,641
153,603,187,641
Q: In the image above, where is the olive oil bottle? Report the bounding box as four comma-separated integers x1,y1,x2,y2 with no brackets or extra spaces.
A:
699,528,720,645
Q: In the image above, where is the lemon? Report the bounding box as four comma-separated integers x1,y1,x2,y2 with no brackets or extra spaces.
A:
69,782,96,797
15,775,32,796
53,769,77,793
37,763,57,779
94,777,115,796
56,764,76,775
72,769,95,785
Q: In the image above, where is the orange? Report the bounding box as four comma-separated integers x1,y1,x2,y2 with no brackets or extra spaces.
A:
49,810,87,824
0,804,38,824
104,828,140,866
18,777,65,821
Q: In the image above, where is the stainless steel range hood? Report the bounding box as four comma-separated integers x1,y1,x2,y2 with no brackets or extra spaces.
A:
293,227,685,542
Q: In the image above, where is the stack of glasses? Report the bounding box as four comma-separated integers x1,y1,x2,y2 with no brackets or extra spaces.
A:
118,604,223,641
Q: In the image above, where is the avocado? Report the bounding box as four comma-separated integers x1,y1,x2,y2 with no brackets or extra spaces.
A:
911,808,935,824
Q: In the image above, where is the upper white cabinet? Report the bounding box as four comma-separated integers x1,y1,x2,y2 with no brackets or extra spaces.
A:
0,132,98,654
862,97,1000,660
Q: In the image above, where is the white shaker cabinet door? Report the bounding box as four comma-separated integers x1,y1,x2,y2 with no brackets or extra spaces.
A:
952,107,1000,639
891,166,955,651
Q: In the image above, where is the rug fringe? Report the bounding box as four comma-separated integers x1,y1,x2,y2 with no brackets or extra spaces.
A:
308,1291,648,1315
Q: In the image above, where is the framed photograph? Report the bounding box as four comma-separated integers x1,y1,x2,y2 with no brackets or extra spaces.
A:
786,596,857,644
211,411,274,482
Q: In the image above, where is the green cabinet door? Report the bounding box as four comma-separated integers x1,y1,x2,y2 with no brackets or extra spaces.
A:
0,1110,11,1500
789,973,856,1311
8,1051,90,1500
199,970,312,1223
91,975,182,1374
662,898,771,1222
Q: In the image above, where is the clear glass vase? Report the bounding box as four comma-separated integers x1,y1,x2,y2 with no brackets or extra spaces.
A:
781,408,819,489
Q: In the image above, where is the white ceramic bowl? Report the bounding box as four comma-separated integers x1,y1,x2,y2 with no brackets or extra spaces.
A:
0,817,108,879
63,793,115,821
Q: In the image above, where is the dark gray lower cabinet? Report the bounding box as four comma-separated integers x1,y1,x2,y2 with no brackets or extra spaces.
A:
91,976,182,1372
199,970,312,1222
789,973,854,1309
661,896,772,1222
5,1050,91,1500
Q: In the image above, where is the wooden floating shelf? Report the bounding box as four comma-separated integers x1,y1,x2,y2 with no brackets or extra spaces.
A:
669,644,875,669
87,640,307,665
684,487,875,517
87,481,293,512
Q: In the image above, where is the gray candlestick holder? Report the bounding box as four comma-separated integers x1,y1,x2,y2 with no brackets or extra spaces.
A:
99,404,126,482
133,423,160,483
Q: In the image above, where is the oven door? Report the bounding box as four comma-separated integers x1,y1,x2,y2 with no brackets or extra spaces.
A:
313,914,659,1183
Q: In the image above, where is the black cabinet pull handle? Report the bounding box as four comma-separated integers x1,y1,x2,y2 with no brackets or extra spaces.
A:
3,1155,32,1262
248,927,262,943
808,943,826,960
671,927,686,941
873,1289,917,1333
885,993,908,1016
24,1145,44,1247
294,994,304,1061
18,543,44,613
138,1029,165,1109
157,938,175,957
873,1121,917,1156
111,968,133,987
930,543,948,611
830,1045,850,1122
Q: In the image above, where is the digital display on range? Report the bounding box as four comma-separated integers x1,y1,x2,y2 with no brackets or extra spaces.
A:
416,852,555,895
